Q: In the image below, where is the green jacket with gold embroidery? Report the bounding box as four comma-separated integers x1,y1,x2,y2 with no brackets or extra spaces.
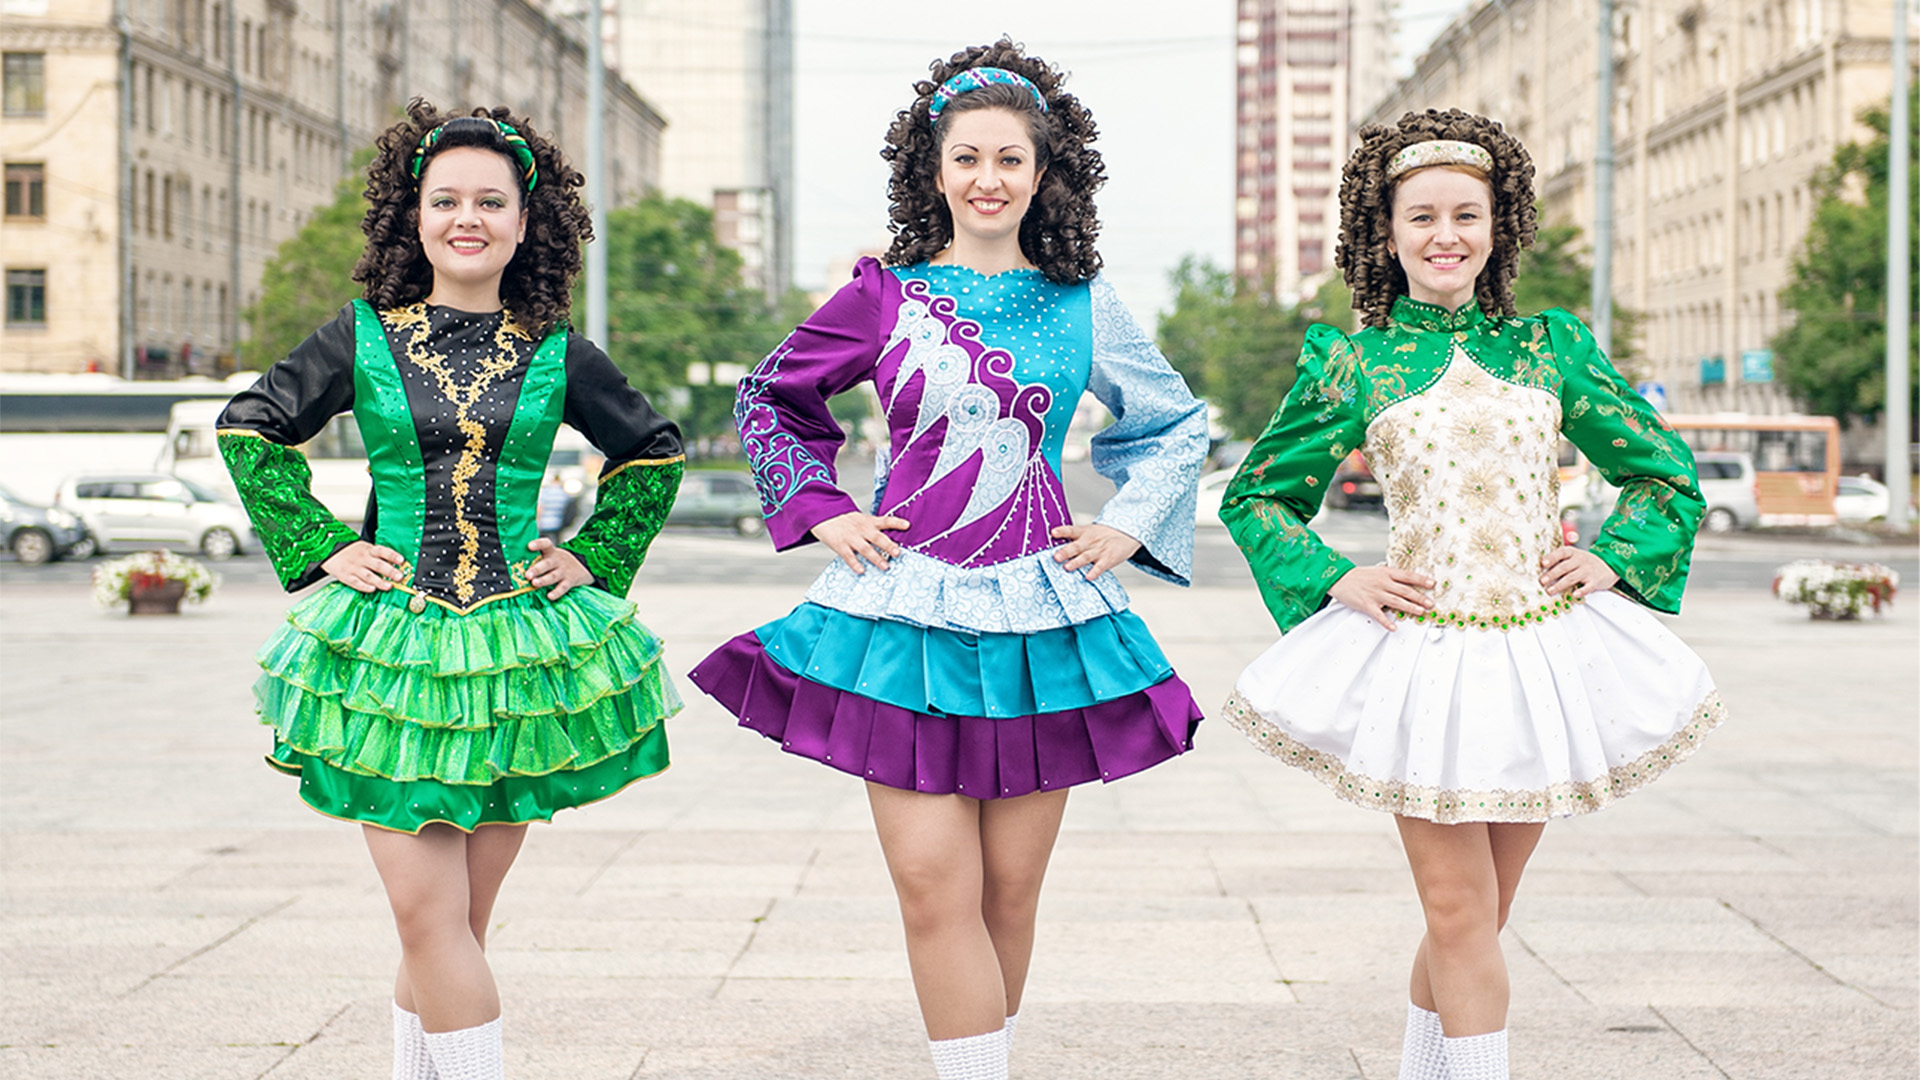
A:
1221,297,1703,633
216,301,684,604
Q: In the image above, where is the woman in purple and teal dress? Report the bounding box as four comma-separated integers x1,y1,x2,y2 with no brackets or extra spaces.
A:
690,40,1208,1080
1220,110,1724,1080
218,101,682,1080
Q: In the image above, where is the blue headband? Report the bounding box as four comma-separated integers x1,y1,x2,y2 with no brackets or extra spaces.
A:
927,67,1049,127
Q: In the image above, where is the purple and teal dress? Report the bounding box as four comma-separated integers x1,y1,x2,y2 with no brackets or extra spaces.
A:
218,301,685,833
690,258,1209,797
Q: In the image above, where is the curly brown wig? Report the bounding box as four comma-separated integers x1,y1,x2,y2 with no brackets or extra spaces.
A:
1336,108,1537,329
880,39,1107,285
353,98,591,337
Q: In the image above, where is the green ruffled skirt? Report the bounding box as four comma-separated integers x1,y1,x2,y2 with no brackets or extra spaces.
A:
254,582,679,833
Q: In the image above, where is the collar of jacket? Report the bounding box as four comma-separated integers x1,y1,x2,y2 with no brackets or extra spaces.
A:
1388,294,1490,334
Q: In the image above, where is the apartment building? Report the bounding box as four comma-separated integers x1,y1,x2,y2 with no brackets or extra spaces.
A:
1,0,664,375
1234,0,1396,303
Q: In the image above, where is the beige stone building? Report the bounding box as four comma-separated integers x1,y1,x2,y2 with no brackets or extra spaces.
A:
1,0,664,376
1366,0,1913,415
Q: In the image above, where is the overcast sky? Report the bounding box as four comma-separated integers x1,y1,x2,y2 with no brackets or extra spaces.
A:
789,0,1468,323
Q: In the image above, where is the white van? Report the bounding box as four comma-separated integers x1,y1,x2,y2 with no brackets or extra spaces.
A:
159,399,372,524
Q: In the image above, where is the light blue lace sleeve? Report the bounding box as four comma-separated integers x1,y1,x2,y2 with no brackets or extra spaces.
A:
1086,275,1208,586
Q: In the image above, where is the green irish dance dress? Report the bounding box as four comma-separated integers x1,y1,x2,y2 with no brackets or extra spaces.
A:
218,300,685,833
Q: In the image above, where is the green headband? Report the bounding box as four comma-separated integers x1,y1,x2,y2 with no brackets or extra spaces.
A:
411,117,539,191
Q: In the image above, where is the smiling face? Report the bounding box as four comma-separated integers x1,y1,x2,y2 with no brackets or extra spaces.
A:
1387,166,1495,311
935,107,1044,257
417,145,528,310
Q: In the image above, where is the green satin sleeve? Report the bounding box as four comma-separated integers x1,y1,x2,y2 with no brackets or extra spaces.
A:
563,456,685,599
1544,310,1704,613
1220,324,1370,633
217,431,362,592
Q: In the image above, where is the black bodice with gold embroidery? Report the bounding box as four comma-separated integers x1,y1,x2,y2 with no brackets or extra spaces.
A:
384,305,539,606
214,301,686,834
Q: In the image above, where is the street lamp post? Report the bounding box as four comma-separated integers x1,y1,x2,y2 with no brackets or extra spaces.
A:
586,0,609,349
1593,0,1615,359
1888,0,1912,529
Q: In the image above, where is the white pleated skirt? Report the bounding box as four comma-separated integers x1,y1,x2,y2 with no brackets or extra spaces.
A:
1224,591,1725,823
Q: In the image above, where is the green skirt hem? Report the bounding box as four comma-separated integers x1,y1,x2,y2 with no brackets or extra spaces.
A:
268,724,671,833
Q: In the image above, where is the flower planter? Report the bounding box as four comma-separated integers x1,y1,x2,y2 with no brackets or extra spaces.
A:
1773,559,1900,620
92,551,218,613
128,578,189,615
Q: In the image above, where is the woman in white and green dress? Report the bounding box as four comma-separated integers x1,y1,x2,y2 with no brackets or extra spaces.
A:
1221,109,1724,1080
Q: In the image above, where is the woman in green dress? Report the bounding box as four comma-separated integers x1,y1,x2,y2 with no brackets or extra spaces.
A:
1220,110,1724,1080
217,100,683,1080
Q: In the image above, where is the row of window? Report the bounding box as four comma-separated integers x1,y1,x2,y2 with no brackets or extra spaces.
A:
7,154,296,255
4,267,234,340
1645,292,1790,369
130,0,285,84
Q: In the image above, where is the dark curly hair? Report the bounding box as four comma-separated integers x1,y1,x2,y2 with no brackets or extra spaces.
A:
880,39,1106,285
353,98,590,337
1336,108,1537,329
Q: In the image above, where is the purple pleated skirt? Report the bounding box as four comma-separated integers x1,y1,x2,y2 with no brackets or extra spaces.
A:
690,626,1203,799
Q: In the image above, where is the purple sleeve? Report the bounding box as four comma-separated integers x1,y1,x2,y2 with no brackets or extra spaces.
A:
735,257,894,551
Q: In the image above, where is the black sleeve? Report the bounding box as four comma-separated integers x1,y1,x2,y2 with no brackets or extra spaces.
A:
216,305,358,443
560,334,684,468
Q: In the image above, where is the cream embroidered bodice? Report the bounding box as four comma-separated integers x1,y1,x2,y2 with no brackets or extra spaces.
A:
1367,348,1567,624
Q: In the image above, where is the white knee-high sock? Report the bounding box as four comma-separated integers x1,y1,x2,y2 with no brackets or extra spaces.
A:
423,1016,504,1080
928,1027,1008,1080
1004,1012,1020,1050
1397,1002,1445,1080
1441,1029,1507,1080
392,1003,437,1080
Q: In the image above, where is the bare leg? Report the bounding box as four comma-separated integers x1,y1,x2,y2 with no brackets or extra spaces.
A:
1395,818,1543,1037
366,824,522,1034
867,783,1005,1039
392,824,527,1016
978,789,1068,1018
463,824,529,948
1487,822,1544,932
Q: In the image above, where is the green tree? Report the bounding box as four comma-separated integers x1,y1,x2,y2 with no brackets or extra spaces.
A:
239,154,373,369
602,195,789,445
1511,219,1642,371
1773,91,1919,426
1155,258,1315,440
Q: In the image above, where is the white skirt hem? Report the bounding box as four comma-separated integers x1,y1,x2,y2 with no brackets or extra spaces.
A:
1223,689,1726,823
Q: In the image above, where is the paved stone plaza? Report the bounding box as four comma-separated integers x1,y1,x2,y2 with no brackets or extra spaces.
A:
2,533,1915,1078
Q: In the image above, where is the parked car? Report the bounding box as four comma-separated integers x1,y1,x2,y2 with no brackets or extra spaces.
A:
56,474,256,559
0,482,92,564
1693,450,1759,533
667,469,765,536
1195,469,1234,527
1323,450,1383,511
1833,474,1891,523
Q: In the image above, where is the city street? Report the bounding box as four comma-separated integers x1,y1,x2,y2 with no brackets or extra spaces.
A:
2,523,1915,1079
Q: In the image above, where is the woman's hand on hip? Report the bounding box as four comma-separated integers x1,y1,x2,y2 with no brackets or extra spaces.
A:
1329,565,1435,630
810,511,911,574
1540,546,1619,598
1049,523,1142,581
527,537,595,599
322,541,407,593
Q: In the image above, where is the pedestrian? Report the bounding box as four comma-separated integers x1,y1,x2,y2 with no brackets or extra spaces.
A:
216,100,685,1080
689,40,1209,1080
1219,109,1725,1080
